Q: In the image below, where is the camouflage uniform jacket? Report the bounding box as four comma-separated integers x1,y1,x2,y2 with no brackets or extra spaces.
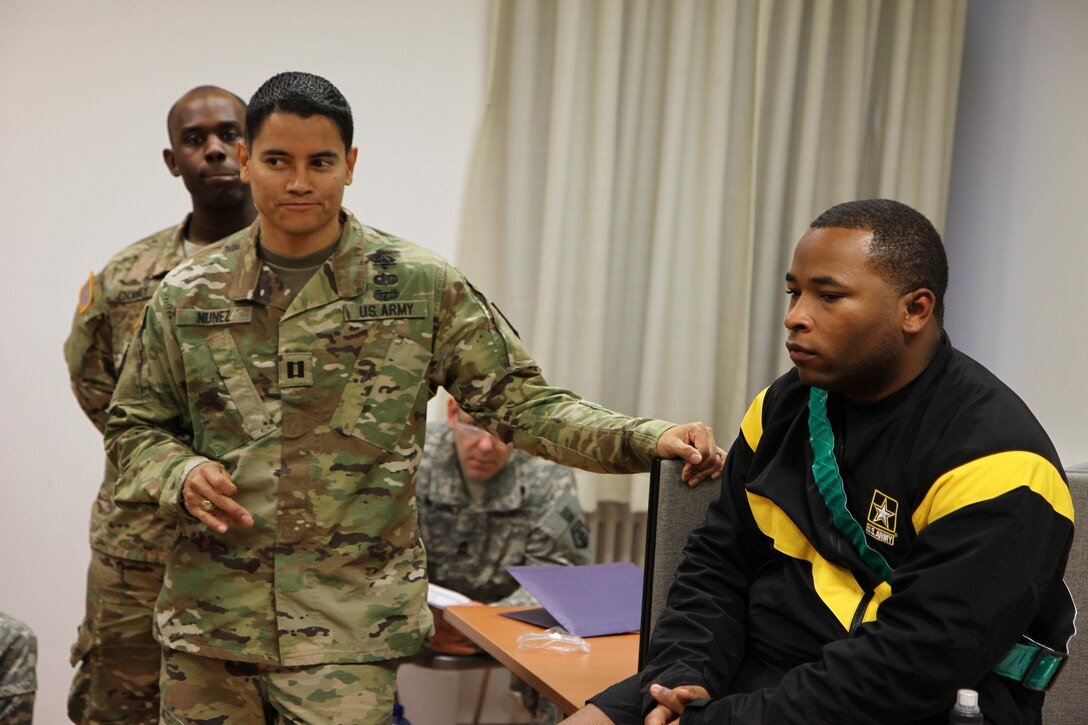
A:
63,218,190,563
417,422,590,606
106,212,671,667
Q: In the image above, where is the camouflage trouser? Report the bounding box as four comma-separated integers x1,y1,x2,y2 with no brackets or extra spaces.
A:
161,648,398,724
0,611,37,725
68,551,165,724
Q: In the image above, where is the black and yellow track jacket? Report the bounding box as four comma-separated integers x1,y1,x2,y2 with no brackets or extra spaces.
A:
595,335,1075,724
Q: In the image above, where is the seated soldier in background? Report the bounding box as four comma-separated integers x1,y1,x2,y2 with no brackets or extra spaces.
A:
417,396,591,723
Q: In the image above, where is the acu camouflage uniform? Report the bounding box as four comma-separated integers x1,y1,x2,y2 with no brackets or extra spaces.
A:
63,219,192,723
417,421,589,606
0,612,37,725
106,211,671,673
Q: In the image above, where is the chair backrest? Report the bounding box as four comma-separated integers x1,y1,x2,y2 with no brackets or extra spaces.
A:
1042,465,1088,724
639,458,721,668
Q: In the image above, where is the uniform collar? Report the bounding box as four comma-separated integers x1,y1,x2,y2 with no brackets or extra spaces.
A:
228,209,368,303
149,215,193,279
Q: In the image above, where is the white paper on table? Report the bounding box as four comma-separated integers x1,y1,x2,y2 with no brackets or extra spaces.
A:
427,582,471,609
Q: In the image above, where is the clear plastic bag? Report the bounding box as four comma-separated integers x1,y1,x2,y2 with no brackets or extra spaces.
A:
515,626,591,653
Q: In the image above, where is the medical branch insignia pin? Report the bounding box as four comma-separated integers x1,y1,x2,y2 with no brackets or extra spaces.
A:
865,489,898,546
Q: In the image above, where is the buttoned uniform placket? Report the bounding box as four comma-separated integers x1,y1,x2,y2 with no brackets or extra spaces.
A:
268,250,356,662
441,455,528,599
276,298,324,548
454,481,523,560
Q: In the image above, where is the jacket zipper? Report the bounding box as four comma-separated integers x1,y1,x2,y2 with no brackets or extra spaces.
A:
849,589,875,634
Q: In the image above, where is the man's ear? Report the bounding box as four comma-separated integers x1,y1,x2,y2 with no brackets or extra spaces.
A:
163,148,180,177
344,146,359,185
446,396,460,429
902,289,936,333
238,141,251,183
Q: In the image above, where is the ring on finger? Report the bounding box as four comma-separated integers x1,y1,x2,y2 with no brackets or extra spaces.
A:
200,498,216,513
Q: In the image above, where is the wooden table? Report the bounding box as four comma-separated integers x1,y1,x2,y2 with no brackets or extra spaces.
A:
444,605,639,716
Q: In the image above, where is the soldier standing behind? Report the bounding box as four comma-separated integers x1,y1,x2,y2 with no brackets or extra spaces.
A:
105,71,723,724
63,85,255,723
418,397,591,723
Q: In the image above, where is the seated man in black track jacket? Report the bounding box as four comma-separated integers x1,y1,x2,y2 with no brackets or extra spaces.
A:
568,199,1075,725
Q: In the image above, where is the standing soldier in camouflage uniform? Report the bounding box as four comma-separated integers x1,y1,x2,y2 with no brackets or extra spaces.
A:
105,71,723,724
64,85,255,723
0,612,37,725
417,397,590,723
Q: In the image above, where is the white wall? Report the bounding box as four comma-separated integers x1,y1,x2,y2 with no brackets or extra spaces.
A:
0,2,489,721
945,0,1088,467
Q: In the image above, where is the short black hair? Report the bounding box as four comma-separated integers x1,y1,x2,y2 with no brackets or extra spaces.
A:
246,72,353,149
811,199,948,324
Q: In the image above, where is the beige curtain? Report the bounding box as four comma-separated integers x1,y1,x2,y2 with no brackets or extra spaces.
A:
457,0,966,511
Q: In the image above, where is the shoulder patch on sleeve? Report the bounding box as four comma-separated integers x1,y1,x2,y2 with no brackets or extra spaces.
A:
570,519,590,549
78,272,95,314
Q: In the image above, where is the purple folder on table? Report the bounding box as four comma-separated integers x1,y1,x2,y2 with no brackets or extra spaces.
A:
500,562,643,638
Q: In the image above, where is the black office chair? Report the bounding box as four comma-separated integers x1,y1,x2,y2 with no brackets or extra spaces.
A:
639,457,721,669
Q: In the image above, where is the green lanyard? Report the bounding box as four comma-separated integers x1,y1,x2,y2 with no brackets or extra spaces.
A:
808,387,892,581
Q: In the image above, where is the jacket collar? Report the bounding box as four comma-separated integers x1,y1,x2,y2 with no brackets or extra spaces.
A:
228,209,368,304
148,215,193,279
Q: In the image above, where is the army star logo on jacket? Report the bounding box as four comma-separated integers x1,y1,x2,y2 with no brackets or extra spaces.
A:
865,490,898,546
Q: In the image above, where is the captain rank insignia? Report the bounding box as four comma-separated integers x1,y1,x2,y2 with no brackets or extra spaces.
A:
280,352,315,387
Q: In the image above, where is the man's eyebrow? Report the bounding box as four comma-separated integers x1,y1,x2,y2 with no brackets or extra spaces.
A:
258,149,341,159
179,121,240,134
784,272,846,286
